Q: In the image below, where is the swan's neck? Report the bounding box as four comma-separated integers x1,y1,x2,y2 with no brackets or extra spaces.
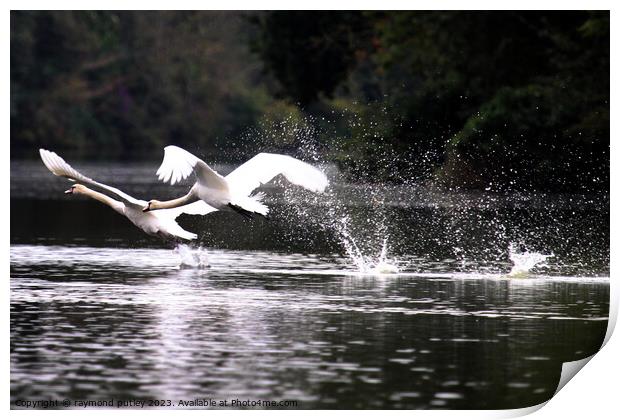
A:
77,186,124,214
151,191,198,210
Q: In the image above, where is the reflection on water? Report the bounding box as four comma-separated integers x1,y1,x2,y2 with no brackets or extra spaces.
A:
10,161,610,409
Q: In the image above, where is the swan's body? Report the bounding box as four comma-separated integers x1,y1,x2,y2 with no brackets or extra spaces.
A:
144,146,329,217
39,149,216,242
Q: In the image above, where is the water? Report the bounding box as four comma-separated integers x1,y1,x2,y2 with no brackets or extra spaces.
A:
175,244,210,269
10,161,609,409
507,243,553,278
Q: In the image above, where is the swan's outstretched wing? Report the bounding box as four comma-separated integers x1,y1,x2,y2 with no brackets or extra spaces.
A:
39,149,145,208
150,200,218,241
154,200,218,220
156,145,228,190
225,153,329,197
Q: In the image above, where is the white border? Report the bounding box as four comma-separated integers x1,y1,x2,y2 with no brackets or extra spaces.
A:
4,2,616,419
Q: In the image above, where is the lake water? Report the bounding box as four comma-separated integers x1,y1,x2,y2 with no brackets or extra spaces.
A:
10,160,610,409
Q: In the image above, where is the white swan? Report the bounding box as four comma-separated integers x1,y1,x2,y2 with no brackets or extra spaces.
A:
39,149,216,242
143,145,329,218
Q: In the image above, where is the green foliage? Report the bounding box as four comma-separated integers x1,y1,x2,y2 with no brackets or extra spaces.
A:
438,12,609,192
11,11,274,159
328,11,608,191
446,83,608,191
252,11,372,105
11,11,609,192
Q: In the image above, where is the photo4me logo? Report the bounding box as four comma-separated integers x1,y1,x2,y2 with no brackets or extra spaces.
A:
178,398,298,407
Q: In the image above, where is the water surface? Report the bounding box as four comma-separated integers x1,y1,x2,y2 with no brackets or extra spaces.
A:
10,161,610,409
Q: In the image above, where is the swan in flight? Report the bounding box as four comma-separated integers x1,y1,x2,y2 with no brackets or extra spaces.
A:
39,149,216,242
143,146,329,218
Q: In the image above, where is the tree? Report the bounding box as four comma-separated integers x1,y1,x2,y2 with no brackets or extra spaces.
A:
252,11,371,105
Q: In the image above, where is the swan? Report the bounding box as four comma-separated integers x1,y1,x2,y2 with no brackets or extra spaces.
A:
143,145,329,218
39,149,216,242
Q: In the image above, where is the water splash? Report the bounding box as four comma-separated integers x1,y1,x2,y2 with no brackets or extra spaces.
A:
175,244,210,269
335,218,399,274
507,243,552,278
235,112,606,278
373,237,400,274
335,215,370,272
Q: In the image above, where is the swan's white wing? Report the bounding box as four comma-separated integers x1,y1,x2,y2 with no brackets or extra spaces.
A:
153,200,218,220
39,149,145,208
151,200,218,241
156,145,228,190
225,153,329,197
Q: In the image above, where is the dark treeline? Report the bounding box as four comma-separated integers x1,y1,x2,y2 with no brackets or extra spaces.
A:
11,11,609,192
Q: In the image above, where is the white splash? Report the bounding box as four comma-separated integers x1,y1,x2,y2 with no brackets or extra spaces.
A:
373,238,400,274
336,216,370,272
336,217,399,274
507,243,552,278
174,244,209,269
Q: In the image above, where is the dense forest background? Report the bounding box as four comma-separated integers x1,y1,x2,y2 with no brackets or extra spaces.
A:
11,11,609,192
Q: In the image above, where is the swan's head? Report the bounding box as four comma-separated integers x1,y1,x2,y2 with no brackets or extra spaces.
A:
142,200,160,212
65,184,85,195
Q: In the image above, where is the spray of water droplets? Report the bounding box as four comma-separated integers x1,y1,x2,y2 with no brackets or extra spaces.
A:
206,111,608,277
507,243,553,278
175,244,210,269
